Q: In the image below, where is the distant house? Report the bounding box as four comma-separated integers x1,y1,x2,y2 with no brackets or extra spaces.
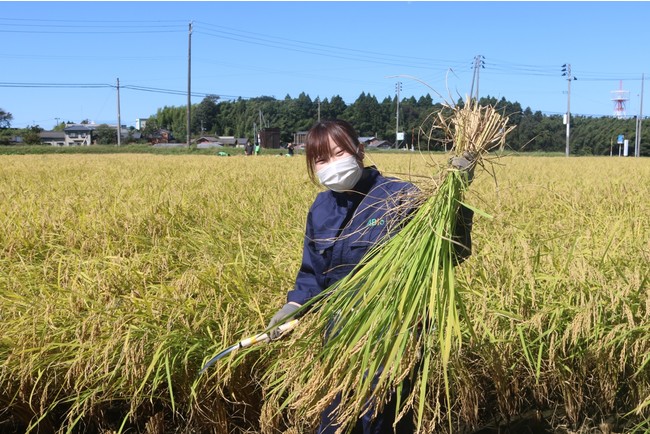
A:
178,135,250,149
235,137,249,147
366,139,394,149
8,135,24,145
195,136,223,149
135,118,147,131
195,136,221,144
63,124,93,146
39,131,66,146
148,129,174,145
358,136,377,145
61,123,131,145
217,136,237,147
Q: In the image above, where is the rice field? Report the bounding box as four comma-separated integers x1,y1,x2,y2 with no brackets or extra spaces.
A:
0,153,648,433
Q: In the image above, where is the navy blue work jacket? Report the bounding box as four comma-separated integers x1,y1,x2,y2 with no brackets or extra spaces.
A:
287,167,417,306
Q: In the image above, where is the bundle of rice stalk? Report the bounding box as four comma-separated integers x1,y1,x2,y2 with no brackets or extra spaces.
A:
258,98,514,433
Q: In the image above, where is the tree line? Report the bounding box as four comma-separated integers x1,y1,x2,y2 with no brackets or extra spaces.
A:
1,94,647,155
147,93,647,155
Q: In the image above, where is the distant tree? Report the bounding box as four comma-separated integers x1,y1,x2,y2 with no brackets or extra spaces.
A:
345,92,381,136
320,95,347,121
192,95,219,134
0,128,13,145
0,108,13,128
142,116,160,137
94,124,117,145
21,125,43,145
142,91,648,155
155,105,187,139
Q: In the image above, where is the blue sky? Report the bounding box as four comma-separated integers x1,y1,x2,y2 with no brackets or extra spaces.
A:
2,1,649,130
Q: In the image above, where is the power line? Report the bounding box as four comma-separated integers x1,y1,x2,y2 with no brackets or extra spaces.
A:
194,21,467,71
0,82,113,88
0,17,185,23
1,17,642,82
0,29,184,35
0,81,250,100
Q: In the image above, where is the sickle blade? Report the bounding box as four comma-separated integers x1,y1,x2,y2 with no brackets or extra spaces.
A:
199,343,238,375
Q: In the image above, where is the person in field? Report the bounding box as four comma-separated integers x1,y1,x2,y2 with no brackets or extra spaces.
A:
267,118,474,434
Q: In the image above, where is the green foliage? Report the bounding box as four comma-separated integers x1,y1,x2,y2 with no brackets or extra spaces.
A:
20,125,43,145
0,128,14,146
143,94,649,156
0,108,13,128
4,91,650,155
193,95,220,134
93,124,118,145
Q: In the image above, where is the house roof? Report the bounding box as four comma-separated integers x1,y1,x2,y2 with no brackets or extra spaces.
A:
64,124,93,132
358,136,377,144
39,131,66,140
366,139,393,148
194,136,220,143
218,137,237,145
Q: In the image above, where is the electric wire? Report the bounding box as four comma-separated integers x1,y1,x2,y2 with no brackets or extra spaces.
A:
1,17,646,122
0,17,642,82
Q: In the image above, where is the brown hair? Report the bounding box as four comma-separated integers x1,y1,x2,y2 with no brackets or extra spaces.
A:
305,119,364,183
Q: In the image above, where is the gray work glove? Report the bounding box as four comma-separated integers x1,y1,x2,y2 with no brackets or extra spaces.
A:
267,302,301,340
450,151,476,184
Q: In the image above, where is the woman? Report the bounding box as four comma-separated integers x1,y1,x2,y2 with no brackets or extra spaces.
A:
268,119,473,433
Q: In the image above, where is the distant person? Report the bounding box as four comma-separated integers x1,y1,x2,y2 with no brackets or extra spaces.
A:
245,143,253,156
287,142,295,156
255,143,261,156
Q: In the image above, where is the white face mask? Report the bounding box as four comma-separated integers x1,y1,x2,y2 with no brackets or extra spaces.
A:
316,155,363,192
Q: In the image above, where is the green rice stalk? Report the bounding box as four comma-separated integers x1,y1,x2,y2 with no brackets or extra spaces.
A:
258,98,515,433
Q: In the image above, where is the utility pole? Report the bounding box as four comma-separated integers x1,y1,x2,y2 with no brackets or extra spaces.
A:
469,55,485,101
186,21,192,148
395,81,402,149
116,78,121,146
636,73,644,157
562,64,577,157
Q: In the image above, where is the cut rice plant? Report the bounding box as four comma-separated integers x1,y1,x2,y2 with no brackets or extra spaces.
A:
256,98,515,433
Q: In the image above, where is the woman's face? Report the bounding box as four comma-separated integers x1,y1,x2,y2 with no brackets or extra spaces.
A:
314,136,355,173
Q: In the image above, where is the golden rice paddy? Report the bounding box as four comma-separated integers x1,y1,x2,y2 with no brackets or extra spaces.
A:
0,153,648,433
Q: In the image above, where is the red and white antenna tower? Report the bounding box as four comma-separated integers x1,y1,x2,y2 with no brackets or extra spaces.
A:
611,80,629,119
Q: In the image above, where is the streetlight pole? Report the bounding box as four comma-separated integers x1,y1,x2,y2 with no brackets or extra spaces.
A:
562,64,577,157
